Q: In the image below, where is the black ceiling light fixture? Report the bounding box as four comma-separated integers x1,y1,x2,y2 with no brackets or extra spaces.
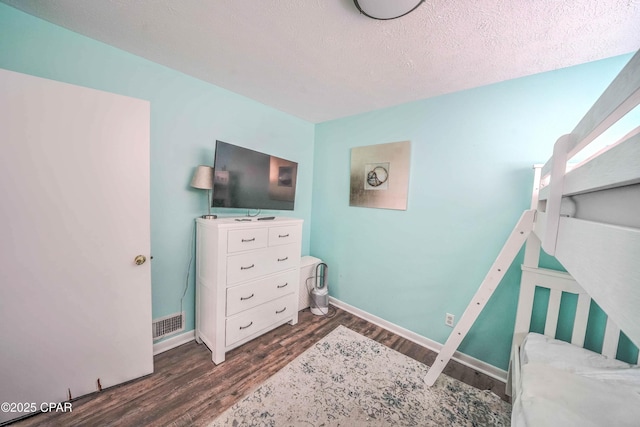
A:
353,0,425,20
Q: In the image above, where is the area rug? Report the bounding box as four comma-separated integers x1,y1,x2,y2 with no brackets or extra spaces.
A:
210,325,511,426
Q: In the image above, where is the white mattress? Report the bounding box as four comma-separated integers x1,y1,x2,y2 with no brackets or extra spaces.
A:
512,333,640,427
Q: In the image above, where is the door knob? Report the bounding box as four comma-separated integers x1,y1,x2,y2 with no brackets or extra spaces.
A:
134,255,146,265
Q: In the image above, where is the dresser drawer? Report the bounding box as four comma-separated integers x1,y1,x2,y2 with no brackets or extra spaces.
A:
228,228,268,253
226,270,297,316
227,243,301,285
225,295,296,346
268,225,301,247
269,243,301,273
227,250,271,285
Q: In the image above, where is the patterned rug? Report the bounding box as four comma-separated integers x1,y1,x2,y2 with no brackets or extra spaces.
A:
210,325,511,426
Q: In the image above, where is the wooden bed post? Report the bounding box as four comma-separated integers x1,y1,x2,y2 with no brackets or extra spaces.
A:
424,209,535,386
506,165,543,395
541,134,573,256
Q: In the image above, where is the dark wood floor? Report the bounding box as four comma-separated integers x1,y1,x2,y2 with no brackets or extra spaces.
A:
10,306,507,426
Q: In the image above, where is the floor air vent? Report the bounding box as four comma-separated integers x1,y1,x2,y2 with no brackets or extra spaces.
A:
153,312,184,340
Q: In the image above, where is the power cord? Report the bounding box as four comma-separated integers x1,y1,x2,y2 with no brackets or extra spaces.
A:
180,220,196,328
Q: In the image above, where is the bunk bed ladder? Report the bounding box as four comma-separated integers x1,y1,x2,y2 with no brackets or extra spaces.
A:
424,208,535,386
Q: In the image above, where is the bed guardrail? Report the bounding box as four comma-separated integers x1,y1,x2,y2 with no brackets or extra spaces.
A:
540,50,640,178
538,50,640,257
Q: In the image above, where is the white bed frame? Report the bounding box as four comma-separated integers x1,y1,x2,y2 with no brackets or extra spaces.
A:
508,263,640,397
424,49,640,387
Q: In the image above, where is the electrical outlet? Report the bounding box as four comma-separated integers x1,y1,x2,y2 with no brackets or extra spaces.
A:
445,313,455,327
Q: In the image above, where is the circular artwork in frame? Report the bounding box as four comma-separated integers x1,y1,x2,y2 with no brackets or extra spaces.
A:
365,163,389,190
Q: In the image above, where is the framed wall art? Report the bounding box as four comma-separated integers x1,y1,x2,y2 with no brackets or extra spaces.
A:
349,140,411,210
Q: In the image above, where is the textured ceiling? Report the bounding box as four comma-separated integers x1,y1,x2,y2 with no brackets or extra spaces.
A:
3,0,640,123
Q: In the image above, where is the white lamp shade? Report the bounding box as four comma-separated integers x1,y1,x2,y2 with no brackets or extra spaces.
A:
190,165,214,190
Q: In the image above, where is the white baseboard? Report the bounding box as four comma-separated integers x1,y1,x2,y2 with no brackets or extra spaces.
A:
153,330,196,356
150,302,507,383
329,297,508,383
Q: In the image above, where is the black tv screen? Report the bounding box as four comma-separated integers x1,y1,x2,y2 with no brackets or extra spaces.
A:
211,140,298,211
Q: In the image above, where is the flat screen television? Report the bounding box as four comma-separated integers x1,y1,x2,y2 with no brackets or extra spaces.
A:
211,140,298,211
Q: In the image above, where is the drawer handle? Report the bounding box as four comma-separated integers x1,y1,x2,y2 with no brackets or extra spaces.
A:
241,264,255,270
240,293,255,301
239,321,253,330
277,282,288,289
276,307,287,314
241,237,256,243
277,257,288,262
278,234,289,238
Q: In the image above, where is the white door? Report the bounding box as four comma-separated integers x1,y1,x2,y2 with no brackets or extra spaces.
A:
0,68,152,423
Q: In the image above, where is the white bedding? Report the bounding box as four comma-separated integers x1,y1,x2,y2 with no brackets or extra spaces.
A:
512,333,640,427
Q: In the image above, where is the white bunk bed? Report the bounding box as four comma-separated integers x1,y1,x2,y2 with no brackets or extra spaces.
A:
424,49,640,425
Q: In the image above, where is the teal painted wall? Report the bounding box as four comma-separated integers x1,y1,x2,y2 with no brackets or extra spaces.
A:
0,4,315,334
311,54,633,370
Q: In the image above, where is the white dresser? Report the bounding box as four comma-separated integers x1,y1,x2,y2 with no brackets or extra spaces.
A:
195,217,303,364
